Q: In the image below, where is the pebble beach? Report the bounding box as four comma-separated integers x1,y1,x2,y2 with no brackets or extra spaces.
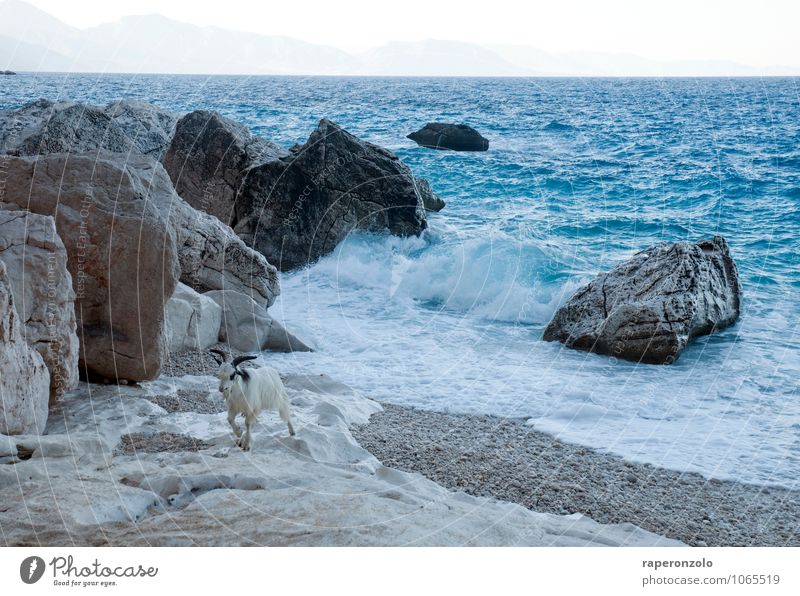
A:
352,404,800,547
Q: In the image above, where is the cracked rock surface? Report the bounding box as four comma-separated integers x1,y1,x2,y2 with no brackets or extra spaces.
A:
543,236,741,363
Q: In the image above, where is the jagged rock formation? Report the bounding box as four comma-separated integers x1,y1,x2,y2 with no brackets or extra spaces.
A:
235,119,428,270
543,236,741,364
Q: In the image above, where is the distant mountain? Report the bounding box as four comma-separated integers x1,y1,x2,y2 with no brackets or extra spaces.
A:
0,0,111,71
0,0,795,76
356,39,531,76
488,44,766,76
82,15,359,75
0,1,358,74
0,34,72,72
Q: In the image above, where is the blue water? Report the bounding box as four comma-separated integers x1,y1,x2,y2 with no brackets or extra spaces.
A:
2,74,799,488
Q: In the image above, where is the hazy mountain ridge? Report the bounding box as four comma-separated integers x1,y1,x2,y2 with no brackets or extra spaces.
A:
1,0,796,76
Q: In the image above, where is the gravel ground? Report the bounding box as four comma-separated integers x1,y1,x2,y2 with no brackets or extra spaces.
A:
160,344,247,378
116,432,212,455
352,404,800,547
144,389,226,414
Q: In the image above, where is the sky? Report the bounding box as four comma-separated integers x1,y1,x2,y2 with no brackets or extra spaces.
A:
19,0,800,69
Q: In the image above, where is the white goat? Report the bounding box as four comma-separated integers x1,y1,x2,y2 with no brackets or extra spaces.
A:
210,349,295,451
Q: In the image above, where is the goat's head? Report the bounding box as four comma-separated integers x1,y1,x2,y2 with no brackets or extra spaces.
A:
210,349,258,396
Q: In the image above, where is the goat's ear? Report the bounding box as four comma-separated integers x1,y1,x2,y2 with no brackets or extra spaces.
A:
232,354,258,368
209,348,228,365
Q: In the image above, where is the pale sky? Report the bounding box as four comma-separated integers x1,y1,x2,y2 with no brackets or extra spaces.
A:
21,0,800,68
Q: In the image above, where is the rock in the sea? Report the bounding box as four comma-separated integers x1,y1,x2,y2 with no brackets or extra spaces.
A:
236,118,428,270
416,177,445,211
407,122,489,151
165,283,222,352
0,99,177,158
0,210,79,402
0,261,49,435
1,153,181,381
205,290,312,352
543,236,741,364
162,110,284,226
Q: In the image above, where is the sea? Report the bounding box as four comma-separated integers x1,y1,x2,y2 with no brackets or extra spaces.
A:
2,74,798,488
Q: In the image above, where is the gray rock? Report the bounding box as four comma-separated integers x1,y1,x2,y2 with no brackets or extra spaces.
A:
263,318,314,353
235,118,428,271
1,145,278,381
0,209,79,402
0,98,177,158
165,283,222,352
407,122,489,151
1,153,181,381
159,162,280,308
204,290,270,352
543,236,741,364
416,178,445,212
0,261,49,435
162,110,284,226
205,290,312,353
103,99,178,159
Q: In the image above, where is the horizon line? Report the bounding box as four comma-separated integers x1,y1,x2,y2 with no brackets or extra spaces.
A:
6,71,800,79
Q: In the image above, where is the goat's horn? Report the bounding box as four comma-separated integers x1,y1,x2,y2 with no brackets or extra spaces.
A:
209,348,229,364
232,354,258,368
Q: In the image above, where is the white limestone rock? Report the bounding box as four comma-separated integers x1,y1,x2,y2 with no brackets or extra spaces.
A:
0,261,49,435
0,209,79,401
165,282,222,352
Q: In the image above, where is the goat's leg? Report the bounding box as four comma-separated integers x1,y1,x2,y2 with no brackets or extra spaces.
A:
228,410,242,439
239,414,257,451
279,402,295,436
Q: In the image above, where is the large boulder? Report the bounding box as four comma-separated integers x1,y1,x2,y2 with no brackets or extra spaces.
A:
1,153,181,381
3,151,281,376
0,210,79,402
0,261,49,435
205,290,312,353
165,283,222,352
235,118,428,271
407,123,489,151
162,110,284,226
0,99,177,158
543,236,741,364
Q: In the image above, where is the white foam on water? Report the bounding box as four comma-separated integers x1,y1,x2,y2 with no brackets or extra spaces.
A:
267,231,800,489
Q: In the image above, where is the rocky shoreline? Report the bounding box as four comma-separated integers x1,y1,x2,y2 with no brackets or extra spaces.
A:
0,96,774,548
0,356,682,546
352,404,800,547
